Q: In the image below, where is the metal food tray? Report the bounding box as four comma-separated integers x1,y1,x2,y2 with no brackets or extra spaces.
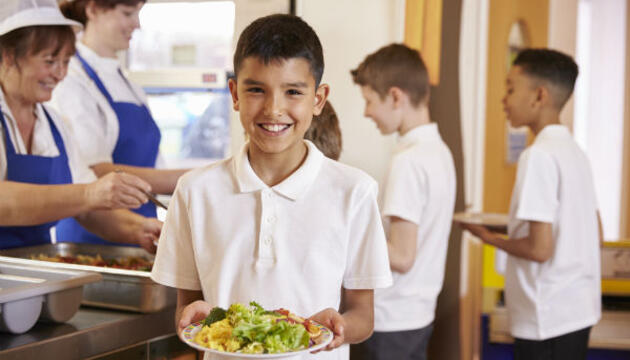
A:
0,260,101,334
0,243,176,313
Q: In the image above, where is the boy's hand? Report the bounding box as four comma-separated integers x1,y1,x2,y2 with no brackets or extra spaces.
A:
309,308,346,352
459,223,491,242
178,300,213,333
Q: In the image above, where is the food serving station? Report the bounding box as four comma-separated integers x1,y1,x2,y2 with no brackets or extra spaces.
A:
0,243,194,360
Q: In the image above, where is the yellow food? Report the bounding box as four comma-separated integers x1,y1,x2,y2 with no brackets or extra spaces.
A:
193,319,241,352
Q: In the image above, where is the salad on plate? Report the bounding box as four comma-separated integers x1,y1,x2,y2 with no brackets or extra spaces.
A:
188,301,329,355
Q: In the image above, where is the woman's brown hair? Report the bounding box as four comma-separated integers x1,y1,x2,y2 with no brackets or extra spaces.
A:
0,26,76,66
60,0,146,26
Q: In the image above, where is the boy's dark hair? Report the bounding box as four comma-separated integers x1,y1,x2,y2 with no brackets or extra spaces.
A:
233,14,324,86
351,43,429,107
304,101,342,160
513,48,579,109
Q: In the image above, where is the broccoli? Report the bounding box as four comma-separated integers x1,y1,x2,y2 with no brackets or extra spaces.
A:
202,306,227,326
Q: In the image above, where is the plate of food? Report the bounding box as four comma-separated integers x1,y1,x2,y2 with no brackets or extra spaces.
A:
453,212,509,232
180,301,333,358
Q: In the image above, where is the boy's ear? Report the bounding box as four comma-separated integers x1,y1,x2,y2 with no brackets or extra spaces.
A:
389,87,406,109
312,83,330,116
533,85,549,109
228,78,240,111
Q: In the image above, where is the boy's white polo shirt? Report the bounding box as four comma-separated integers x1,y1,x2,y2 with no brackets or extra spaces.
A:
151,140,392,360
373,123,456,332
506,124,601,340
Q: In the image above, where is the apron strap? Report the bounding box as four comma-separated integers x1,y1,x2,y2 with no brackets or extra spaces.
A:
41,105,69,159
75,51,116,105
0,105,17,155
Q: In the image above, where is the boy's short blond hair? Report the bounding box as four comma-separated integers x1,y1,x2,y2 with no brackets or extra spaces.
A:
351,43,430,107
304,101,342,160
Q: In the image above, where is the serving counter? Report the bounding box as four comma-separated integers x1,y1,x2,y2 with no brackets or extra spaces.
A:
0,306,196,360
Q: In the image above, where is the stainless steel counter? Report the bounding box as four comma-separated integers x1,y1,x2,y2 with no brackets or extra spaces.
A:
0,306,179,359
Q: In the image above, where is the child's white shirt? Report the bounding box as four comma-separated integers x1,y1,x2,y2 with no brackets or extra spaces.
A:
151,140,393,360
374,123,456,331
506,124,601,340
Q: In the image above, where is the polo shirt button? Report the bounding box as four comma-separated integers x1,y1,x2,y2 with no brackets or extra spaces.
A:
264,236,273,245
266,216,275,224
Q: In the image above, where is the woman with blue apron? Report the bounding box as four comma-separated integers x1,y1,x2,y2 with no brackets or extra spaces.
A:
0,107,72,249
54,0,188,245
0,0,160,252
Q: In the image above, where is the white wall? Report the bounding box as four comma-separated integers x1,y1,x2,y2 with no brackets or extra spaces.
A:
229,0,404,185
548,0,578,128
574,0,627,239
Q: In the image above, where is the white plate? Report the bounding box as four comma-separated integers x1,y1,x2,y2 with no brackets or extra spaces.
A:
453,212,509,228
180,320,333,358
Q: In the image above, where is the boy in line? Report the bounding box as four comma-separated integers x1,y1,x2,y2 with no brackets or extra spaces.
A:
460,48,602,360
150,14,392,360
349,44,456,360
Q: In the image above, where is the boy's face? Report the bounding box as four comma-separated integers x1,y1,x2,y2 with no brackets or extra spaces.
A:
360,86,400,135
229,57,329,157
502,65,540,128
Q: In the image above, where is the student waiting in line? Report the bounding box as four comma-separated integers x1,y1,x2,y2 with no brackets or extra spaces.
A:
350,43,456,360
459,48,602,360
150,14,393,360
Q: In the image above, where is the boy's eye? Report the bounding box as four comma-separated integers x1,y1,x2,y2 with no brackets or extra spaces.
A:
246,87,264,93
286,89,303,96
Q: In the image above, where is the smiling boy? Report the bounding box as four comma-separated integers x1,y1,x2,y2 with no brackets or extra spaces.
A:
460,49,602,360
150,14,392,360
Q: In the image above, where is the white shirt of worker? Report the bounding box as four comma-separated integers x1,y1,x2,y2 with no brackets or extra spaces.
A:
49,42,164,167
374,123,456,332
506,124,601,340
151,140,393,360
0,89,95,183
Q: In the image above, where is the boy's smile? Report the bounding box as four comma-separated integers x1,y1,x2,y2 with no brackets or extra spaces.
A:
360,86,400,135
229,57,328,159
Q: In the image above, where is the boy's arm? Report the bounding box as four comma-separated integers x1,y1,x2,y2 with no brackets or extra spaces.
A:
310,289,374,351
387,216,418,273
175,289,208,333
461,221,554,263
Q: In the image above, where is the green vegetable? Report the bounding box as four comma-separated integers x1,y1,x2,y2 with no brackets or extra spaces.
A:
202,306,227,327
219,302,311,353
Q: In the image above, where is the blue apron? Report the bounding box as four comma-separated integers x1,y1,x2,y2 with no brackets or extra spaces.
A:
0,105,73,249
56,52,161,245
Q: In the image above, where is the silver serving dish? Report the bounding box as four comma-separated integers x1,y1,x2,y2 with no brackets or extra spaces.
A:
0,243,176,313
0,260,101,334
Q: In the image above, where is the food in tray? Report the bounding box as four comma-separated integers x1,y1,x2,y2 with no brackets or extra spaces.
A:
193,301,324,354
30,253,153,271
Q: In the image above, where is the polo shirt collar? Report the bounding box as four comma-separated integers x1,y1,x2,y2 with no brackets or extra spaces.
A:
395,122,440,151
233,140,324,201
534,124,570,143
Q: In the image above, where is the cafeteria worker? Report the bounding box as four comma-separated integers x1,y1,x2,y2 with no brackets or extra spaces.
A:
0,0,160,252
52,0,188,245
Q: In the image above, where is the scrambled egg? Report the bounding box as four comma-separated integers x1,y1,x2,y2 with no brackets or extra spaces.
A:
194,319,241,352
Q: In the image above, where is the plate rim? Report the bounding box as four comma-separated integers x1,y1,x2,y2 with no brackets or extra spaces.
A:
179,319,334,358
452,212,509,227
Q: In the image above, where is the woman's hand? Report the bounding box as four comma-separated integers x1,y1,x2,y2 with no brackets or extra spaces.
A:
178,300,213,333
309,308,346,352
84,171,151,210
134,217,161,253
